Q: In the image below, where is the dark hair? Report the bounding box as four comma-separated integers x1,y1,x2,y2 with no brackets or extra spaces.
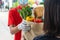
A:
44,0,60,36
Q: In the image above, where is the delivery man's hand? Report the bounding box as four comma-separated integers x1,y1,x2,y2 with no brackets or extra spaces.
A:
17,19,31,32
9,19,31,34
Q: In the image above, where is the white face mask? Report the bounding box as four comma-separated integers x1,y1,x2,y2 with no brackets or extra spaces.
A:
19,0,28,5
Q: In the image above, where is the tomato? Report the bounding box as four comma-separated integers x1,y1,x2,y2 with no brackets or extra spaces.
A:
32,19,43,23
36,19,43,23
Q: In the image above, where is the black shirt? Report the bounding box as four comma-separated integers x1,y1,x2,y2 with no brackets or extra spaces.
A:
33,34,60,40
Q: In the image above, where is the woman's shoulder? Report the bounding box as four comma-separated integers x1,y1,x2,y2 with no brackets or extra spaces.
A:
33,34,58,40
33,34,48,40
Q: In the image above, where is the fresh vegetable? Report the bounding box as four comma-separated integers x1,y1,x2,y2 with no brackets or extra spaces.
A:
32,18,43,23
18,6,32,20
26,16,34,21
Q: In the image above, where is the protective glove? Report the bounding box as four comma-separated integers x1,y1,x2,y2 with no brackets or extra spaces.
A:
17,19,31,32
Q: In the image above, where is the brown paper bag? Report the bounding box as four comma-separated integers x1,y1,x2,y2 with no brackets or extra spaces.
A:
34,6,44,18
31,23,44,36
23,23,44,40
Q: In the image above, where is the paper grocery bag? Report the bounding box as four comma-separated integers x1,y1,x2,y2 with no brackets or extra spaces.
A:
34,6,44,18
31,23,44,36
23,23,44,40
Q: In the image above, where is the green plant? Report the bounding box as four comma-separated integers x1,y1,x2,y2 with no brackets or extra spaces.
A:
18,6,32,20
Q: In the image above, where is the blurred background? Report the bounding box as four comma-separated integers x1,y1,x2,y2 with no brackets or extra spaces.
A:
0,0,44,40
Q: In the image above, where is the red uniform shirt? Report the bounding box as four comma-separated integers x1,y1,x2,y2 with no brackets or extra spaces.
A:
8,6,22,40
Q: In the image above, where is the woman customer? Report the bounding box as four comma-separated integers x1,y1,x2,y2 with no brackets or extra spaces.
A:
34,0,60,40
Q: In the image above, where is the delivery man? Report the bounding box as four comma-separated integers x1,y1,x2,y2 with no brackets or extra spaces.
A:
8,0,30,40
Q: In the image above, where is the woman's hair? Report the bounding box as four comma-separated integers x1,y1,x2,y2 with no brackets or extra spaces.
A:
44,0,60,36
